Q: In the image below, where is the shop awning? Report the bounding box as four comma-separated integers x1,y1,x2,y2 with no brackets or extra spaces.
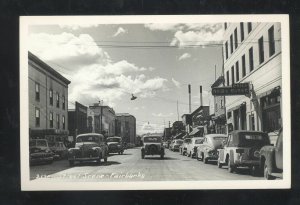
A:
257,86,281,99
189,128,201,136
173,132,185,139
227,102,246,112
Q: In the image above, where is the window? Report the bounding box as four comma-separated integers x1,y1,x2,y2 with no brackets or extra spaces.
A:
268,25,275,57
35,83,40,101
234,28,238,49
56,93,60,108
62,95,65,110
240,22,244,42
62,115,65,129
242,55,246,77
230,34,233,54
225,41,228,59
231,66,235,85
35,108,40,127
49,89,53,105
249,47,254,71
224,23,227,30
247,22,252,33
56,114,60,129
49,112,53,128
258,36,264,64
226,71,230,86
235,61,239,82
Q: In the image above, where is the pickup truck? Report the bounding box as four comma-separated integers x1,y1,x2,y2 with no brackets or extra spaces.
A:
260,129,283,179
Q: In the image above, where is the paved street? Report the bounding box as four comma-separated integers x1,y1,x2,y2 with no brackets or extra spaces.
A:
30,147,263,181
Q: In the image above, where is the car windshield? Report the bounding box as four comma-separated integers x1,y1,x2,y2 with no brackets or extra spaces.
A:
211,136,227,148
184,139,191,143
195,139,203,144
175,140,183,144
77,135,100,143
107,138,121,142
36,140,47,147
239,133,269,146
144,137,161,143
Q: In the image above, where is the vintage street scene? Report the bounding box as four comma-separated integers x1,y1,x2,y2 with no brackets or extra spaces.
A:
26,19,284,184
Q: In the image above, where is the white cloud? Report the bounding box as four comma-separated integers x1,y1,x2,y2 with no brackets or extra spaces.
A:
139,122,165,134
113,27,127,37
171,78,181,88
178,53,191,61
29,32,110,70
59,24,99,30
144,23,183,31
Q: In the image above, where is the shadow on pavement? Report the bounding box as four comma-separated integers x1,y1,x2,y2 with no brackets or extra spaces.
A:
143,156,178,160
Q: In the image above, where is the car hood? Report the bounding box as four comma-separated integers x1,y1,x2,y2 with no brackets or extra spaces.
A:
75,142,99,149
107,142,120,146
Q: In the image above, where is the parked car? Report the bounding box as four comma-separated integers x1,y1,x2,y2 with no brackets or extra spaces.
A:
49,141,68,159
68,133,108,166
29,139,54,165
260,129,283,179
186,137,204,158
169,140,175,150
141,134,164,159
217,130,271,174
197,134,227,163
106,136,124,155
170,139,183,151
180,138,192,155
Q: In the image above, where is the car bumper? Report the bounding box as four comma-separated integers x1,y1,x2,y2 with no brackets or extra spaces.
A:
108,148,122,153
235,159,260,166
68,156,99,161
30,156,53,164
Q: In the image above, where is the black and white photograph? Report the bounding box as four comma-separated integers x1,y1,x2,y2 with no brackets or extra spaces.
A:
20,15,291,190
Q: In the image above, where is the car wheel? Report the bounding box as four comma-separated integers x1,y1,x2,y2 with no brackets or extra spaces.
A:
204,157,208,164
141,151,145,159
228,157,235,173
97,157,101,165
69,160,74,167
217,159,222,168
264,164,274,180
200,153,204,161
104,156,108,163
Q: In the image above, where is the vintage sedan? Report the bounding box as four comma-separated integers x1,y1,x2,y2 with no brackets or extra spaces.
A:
180,138,192,155
141,135,164,159
106,136,124,154
49,141,68,159
260,129,283,179
170,139,183,152
30,139,54,165
68,133,108,166
197,134,227,163
186,137,204,158
217,130,270,174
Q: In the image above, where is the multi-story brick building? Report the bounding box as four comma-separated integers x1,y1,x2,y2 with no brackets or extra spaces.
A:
223,22,281,133
68,101,88,142
115,113,136,144
89,103,116,137
28,52,70,142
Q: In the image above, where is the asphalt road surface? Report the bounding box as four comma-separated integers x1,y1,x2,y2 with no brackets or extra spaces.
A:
30,147,264,182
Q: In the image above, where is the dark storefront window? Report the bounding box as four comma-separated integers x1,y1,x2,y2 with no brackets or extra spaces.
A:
261,91,281,132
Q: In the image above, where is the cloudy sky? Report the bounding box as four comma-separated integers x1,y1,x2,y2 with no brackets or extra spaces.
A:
29,23,224,134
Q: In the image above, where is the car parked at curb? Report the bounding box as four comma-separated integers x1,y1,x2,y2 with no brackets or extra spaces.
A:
186,137,204,158
49,141,68,160
180,138,192,155
141,134,164,159
170,139,183,152
68,133,108,166
260,129,283,179
197,134,227,163
30,139,54,165
217,130,270,175
106,136,124,155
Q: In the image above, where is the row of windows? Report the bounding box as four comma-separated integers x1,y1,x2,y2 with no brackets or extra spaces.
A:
225,26,276,86
224,22,253,60
35,107,66,129
35,83,66,110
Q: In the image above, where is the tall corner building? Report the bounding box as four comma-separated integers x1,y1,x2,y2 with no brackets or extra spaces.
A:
223,22,282,133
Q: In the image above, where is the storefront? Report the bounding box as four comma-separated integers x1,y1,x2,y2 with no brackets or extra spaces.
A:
29,128,69,143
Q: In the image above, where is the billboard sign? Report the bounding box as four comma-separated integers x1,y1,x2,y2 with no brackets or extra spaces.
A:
212,83,250,96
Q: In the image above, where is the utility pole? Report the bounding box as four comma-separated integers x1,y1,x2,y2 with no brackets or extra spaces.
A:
169,121,170,128
188,84,191,113
177,100,179,121
200,85,203,107
215,64,217,81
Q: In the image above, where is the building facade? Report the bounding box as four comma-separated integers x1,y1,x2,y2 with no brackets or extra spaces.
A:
89,103,116,137
223,22,282,133
115,113,136,144
211,76,226,134
68,101,88,142
28,52,70,142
